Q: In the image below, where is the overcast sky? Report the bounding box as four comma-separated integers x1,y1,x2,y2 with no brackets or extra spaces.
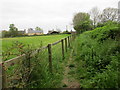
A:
0,0,119,33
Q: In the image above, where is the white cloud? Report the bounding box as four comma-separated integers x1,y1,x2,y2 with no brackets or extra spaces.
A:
0,0,119,33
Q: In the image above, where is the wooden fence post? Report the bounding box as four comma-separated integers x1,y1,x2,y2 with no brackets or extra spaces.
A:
65,38,67,52
48,44,52,73
61,39,65,60
71,35,73,41
73,34,76,40
72,34,74,40
2,63,7,88
69,36,71,43
74,34,75,40
68,36,70,47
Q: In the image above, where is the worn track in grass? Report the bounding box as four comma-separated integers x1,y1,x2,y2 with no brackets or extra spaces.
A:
61,49,80,88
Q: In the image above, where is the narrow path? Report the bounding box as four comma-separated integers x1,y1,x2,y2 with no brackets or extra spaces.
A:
62,49,80,88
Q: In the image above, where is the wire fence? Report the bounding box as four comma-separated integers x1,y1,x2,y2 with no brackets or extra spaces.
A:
0,34,76,88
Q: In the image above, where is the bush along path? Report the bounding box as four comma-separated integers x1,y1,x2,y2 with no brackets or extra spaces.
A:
61,23,119,88
61,48,80,88
71,23,120,88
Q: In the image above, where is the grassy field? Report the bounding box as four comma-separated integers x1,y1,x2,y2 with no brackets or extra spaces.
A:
1,34,70,61
2,34,69,51
2,34,73,88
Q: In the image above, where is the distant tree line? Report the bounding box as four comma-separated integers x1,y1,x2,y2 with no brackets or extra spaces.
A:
2,7,118,37
73,7,119,34
2,24,25,38
1,24,73,38
1,24,44,38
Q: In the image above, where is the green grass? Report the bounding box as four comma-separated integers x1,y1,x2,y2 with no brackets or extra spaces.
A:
73,23,120,88
2,34,69,51
2,34,73,88
5,42,66,88
28,46,64,88
2,34,70,60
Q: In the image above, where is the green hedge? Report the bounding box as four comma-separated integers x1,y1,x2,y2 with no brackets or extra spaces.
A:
75,23,120,88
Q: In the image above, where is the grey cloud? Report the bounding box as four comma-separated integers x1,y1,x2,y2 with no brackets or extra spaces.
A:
0,0,119,33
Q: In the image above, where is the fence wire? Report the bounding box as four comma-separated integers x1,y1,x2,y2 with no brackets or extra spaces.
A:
1,35,75,88
52,42,63,73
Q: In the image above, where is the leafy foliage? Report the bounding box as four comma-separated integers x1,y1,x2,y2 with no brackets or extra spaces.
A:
2,34,71,88
74,23,120,88
9,24,19,37
73,12,93,34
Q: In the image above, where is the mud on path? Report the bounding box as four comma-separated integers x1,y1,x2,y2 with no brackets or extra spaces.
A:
61,49,80,88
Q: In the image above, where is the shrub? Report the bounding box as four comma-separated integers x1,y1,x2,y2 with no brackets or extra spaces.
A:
74,23,119,88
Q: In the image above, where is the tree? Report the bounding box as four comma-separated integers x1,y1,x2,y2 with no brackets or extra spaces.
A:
9,24,18,37
89,7,100,28
73,12,93,34
35,27,43,32
118,1,120,22
98,8,118,23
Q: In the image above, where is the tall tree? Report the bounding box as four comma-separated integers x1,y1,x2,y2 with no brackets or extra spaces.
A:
73,12,93,34
99,8,118,23
9,24,18,37
118,1,120,22
89,7,100,28
35,27,42,31
35,27,43,33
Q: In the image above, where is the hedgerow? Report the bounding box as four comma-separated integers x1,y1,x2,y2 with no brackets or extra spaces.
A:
74,23,120,88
